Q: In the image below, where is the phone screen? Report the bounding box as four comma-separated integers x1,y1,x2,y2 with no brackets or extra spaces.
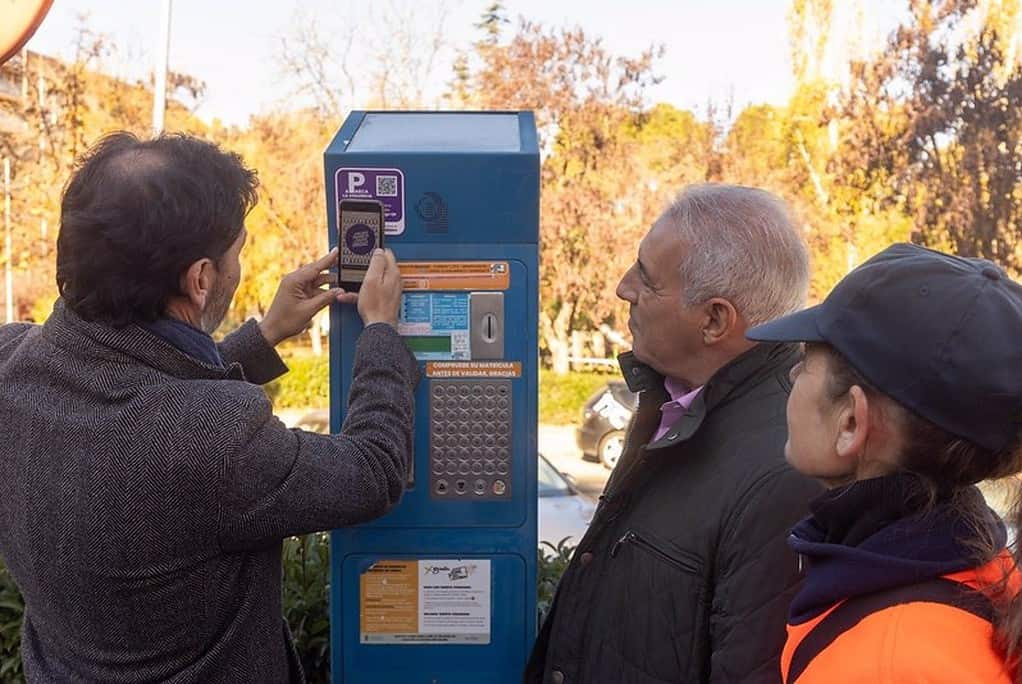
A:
339,205,383,286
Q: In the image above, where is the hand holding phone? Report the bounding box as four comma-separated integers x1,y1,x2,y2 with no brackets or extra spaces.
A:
338,199,385,292
258,248,356,346
357,249,402,328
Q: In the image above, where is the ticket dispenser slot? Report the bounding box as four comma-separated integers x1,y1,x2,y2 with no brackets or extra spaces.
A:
326,111,539,683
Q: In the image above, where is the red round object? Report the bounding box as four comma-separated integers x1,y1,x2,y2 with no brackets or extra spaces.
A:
0,0,54,67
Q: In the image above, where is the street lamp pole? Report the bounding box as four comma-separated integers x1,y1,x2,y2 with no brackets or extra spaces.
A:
152,0,172,134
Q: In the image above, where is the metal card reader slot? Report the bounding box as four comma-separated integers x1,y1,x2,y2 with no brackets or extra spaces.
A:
469,292,504,360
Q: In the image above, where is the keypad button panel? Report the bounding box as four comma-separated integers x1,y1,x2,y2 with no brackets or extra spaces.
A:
430,380,512,500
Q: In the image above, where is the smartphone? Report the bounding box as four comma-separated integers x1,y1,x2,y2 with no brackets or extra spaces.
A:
338,199,385,292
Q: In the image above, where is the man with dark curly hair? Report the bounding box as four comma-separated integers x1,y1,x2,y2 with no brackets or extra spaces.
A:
0,132,417,682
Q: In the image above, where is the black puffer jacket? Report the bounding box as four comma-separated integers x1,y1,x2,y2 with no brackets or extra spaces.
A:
526,343,822,683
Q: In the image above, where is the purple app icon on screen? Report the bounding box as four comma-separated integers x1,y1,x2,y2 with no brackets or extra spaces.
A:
345,223,377,255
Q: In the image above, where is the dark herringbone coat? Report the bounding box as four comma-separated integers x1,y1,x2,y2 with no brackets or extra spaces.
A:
0,301,418,682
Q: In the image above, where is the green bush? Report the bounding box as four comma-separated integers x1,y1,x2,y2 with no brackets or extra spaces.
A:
265,353,330,410
0,563,25,681
282,534,331,682
264,352,615,424
539,369,614,424
537,538,576,624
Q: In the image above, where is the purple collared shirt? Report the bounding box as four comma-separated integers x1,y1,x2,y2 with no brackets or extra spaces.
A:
652,377,703,443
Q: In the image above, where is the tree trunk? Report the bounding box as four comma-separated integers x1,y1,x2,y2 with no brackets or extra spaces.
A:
570,330,585,367
541,305,573,375
591,330,606,359
309,311,324,356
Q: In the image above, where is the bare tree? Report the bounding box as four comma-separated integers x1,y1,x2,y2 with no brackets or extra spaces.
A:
277,10,357,120
276,1,454,116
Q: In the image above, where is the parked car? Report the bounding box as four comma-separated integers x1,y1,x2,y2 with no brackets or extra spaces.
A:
576,381,637,469
538,453,596,547
292,410,596,546
293,408,329,433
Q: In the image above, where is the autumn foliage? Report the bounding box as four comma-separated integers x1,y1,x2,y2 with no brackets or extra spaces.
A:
0,1,1020,374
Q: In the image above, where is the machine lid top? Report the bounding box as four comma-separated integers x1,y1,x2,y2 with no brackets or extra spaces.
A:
346,112,522,153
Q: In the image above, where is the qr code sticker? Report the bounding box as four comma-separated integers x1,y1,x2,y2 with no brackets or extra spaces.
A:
376,175,398,197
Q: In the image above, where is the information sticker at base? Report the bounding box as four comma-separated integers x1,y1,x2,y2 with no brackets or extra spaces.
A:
360,559,491,645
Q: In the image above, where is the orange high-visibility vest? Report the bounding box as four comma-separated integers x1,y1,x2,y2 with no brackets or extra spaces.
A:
780,554,1019,683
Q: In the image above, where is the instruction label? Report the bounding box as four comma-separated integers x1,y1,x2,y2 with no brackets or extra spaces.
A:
336,167,405,235
401,261,510,291
426,361,522,378
398,293,470,360
360,559,491,645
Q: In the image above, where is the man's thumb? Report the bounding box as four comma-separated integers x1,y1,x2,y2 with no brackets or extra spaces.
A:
365,249,387,281
315,287,345,308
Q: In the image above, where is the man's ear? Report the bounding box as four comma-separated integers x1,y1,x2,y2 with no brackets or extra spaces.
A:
701,298,740,345
179,257,216,310
835,385,871,462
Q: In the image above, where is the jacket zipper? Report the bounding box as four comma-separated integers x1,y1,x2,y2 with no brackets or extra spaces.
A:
610,530,701,574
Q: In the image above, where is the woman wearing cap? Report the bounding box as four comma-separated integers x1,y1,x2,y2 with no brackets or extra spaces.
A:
747,243,1022,683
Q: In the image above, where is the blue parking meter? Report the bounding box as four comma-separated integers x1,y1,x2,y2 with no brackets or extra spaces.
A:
325,112,539,683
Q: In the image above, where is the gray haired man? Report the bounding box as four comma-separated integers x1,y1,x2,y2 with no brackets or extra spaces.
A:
526,184,822,683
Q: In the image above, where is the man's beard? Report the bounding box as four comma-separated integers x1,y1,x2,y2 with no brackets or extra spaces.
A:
199,277,232,335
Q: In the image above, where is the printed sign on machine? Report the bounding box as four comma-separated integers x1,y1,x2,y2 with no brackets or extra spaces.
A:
360,559,492,645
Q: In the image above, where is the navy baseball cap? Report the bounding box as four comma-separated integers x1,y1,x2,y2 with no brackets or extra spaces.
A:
747,243,1022,452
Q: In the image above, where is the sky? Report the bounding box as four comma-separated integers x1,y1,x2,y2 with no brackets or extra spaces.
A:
21,0,903,127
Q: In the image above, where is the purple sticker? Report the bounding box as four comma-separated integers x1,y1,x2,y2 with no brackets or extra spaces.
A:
336,167,405,235
345,223,377,255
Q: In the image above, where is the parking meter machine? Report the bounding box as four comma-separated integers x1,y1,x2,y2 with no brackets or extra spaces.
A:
325,111,539,683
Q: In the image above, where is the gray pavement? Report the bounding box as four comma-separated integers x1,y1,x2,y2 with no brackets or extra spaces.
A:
538,424,610,498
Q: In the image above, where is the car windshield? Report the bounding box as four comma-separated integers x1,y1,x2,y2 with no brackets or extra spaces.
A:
609,382,637,408
538,455,572,497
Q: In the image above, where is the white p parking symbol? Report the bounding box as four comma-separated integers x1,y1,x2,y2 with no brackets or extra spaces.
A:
347,172,366,193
